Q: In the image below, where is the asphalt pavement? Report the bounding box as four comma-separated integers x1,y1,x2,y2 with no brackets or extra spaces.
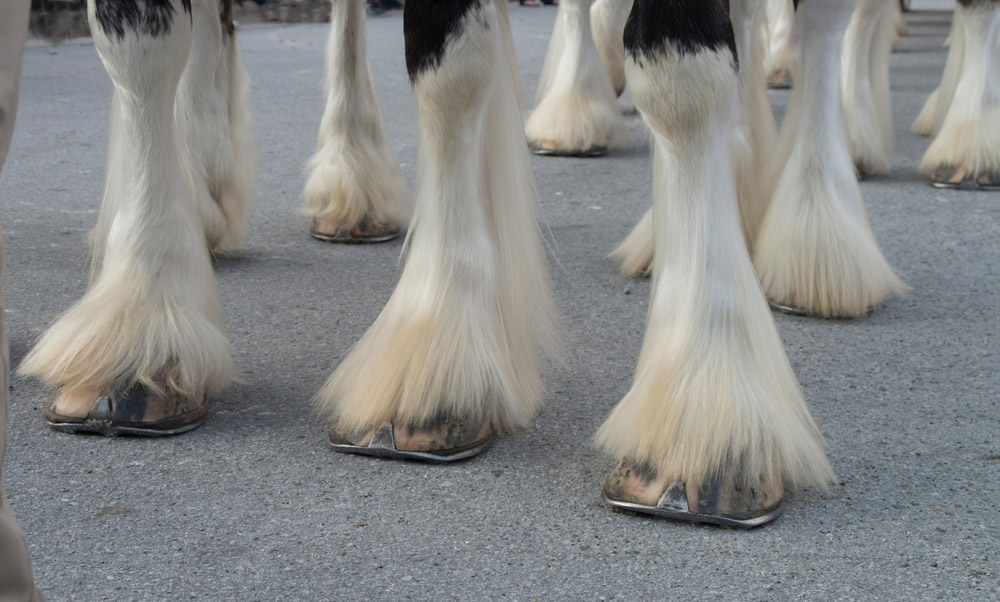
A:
2,3,998,601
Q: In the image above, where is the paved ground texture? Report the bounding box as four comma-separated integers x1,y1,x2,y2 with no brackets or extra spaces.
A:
3,3,998,601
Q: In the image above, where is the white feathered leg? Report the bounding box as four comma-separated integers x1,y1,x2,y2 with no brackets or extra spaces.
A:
89,0,256,259
590,0,633,97
597,28,833,522
611,0,775,276
526,0,624,156
764,0,798,86
872,2,896,155
919,1,1000,187
841,0,893,176
177,0,256,252
317,1,557,441
303,0,408,242
609,206,653,278
732,0,778,249
21,0,233,408
913,5,968,137
754,0,905,319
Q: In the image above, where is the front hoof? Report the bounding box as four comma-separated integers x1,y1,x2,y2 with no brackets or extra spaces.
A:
529,142,607,158
44,382,207,437
602,460,785,529
930,165,968,190
309,215,402,244
328,416,495,463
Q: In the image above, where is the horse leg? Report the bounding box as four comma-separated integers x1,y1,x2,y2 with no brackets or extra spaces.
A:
919,0,1000,189
176,0,256,251
753,0,905,318
912,5,968,137
596,0,834,528
317,0,557,460
591,0,634,97
304,0,408,243
21,0,233,435
526,0,624,156
731,0,778,249
841,0,893,176
89,0,255,261
764,0,798,87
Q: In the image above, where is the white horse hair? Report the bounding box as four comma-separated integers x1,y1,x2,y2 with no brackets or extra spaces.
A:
526,0,624,154
303,0,408,233
872,2,896,156
912,6,968,137
176,0,256,252
611,0,775,276
754,0,905,319
596,43,834,492
21,0,234,400
919,3,1000,180
89,0,255,277
609,206,653,277
732,0,778,249
590,0,634,97
763,0,798,85
841,0,894,176
316,0,558,437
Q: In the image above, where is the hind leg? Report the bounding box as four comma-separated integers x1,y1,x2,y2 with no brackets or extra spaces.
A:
919,0,1000,190
303,0,408,244
753,0,905,318
316,0,556,460
841,0,894,176
176,0,256,252
764,0,798,87
912,4,968,137
526,0,624,156
21,0,233,435
590,0,633,97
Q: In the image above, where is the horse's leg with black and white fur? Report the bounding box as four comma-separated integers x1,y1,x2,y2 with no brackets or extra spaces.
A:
919,0,1000,189
591,0,634,97
526,0,624,157
21,0,233,435
303,0,408,243
88,0,255,264
596,0,833,528
841,0,894,176
610,0,774,277
753,0,905,319
316,0,557,461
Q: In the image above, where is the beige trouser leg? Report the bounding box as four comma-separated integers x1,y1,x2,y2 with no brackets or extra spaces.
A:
0,2,46,601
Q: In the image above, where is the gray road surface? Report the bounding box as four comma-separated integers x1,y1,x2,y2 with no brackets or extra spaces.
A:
2,5,998,601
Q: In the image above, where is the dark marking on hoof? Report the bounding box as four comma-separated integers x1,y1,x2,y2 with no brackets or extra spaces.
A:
328,417,495,463
309,216,402,244
602,460,785,529
531,145,608,158
44,381,207,437
768,300,873,320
